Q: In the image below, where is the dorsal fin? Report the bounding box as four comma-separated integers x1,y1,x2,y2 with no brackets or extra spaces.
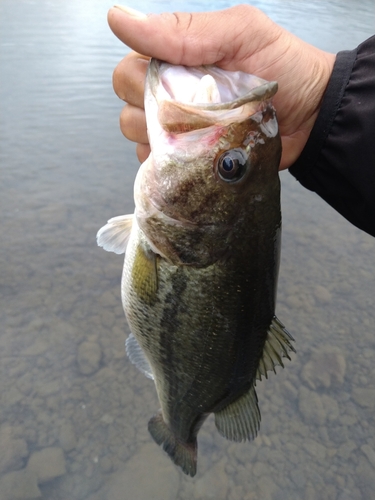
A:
96,214,133,254
125,333,154,380
256,316,296,381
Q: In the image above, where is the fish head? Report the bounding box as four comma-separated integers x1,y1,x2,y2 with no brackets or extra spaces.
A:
135,59,282,265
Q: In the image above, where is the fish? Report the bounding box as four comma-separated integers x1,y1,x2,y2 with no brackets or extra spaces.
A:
97,59,295,477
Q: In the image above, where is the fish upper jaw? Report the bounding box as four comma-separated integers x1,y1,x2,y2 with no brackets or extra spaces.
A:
145,59,279,159
147,59,278,111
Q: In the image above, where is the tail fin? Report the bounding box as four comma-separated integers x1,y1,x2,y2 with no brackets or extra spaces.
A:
148,412,197,477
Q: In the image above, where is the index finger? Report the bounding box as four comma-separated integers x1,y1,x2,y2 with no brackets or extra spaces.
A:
113,51,150,108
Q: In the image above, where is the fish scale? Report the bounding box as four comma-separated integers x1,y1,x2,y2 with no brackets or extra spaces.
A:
97,58,295,476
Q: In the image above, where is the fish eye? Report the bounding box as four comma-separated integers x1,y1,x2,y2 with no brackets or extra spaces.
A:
217,149,248,182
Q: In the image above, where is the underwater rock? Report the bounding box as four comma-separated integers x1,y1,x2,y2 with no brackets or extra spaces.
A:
27,447,66,484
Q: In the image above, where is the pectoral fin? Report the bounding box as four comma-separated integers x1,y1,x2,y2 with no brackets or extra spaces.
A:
214,385,260,442
125,333,154,380
96,214,133,254
256,316,296,381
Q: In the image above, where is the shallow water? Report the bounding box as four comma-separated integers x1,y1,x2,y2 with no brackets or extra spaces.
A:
0,0,374,499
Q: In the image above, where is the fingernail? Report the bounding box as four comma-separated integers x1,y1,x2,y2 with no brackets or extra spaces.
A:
113,5,147,19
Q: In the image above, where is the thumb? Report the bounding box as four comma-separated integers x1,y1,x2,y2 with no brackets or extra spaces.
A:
108,5,270,68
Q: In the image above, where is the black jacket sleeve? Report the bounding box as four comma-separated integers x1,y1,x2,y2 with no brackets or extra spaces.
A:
289,35,375,237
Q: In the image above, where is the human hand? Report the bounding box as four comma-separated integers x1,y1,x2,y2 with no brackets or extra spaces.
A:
108,5,335,170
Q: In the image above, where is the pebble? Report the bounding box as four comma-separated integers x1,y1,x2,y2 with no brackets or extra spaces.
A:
351,388,375,408
252,461,269,478
27,447,66,484
257,474,278,500
100,310,116,329
231,442,258,465
36,380,60,397
21,339,49,356
281,380,298,400
77,341,102,375
290,468,307,488
0,469,41,500
301,346,346,389
0,425,29,474
195,459,228,500
298,387,326,425
2,387,23,407
361,444,375,469
100,413,114,425
355,456,375,499
303,438,327,460
285,293,312,311
59,422,77,452
104,443,180,500
321,394,340,421
313,285,332,304
337,440,357,460
100,290,118,308
99,456,113,474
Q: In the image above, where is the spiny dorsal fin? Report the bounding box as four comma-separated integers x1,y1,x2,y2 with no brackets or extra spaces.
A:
125,333,154,380
96,214,133,254
256,316,296,381
214,385,260,442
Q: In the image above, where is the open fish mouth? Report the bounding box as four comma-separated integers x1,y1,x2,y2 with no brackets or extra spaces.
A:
146,59,279,134
148,59,278,109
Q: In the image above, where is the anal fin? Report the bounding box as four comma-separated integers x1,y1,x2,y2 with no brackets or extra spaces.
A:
214,385,260,442
148,412,197,477
125,333,154,380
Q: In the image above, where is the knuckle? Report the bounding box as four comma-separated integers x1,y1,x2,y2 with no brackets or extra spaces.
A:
119,106,133,138
113,65,126,100
119,105,147,143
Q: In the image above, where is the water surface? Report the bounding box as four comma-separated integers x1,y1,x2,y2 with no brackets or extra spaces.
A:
0,1,374,499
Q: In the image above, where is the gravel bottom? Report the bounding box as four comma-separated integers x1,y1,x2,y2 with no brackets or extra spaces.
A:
1,167,374,500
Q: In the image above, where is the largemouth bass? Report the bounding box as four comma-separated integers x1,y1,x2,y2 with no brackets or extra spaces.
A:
97,59,295,477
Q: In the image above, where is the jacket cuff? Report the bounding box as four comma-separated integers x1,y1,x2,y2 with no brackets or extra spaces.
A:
289,48,357,183
289,35,375,236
